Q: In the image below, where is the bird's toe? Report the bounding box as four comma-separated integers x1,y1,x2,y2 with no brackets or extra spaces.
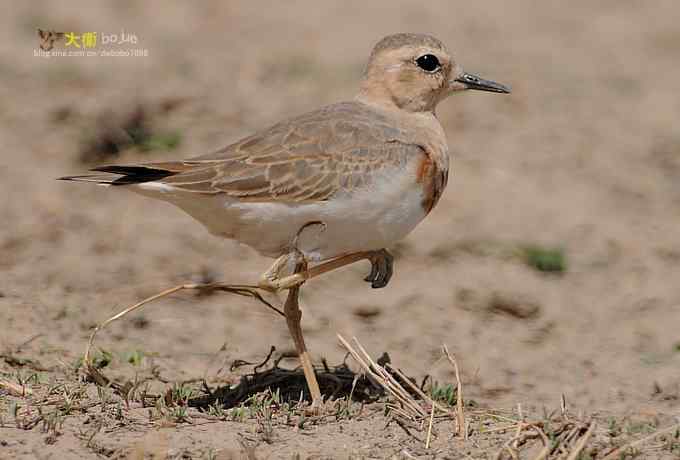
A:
366,249,394,289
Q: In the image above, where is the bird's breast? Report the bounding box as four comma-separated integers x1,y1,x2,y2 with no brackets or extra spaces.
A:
416,149,449,214
390,110,449,214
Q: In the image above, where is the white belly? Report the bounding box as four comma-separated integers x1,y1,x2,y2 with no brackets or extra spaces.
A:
134,159,428,261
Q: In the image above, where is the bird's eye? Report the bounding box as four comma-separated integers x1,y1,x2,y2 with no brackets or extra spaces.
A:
415,54,441,72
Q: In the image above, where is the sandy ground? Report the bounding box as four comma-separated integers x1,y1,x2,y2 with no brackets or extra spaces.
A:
1,1,680,458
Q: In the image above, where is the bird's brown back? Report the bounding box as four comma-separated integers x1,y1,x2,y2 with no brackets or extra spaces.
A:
154,101,434,203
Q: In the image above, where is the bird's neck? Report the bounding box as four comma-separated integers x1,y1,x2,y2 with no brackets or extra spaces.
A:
356,77,438,114
354,91,438,124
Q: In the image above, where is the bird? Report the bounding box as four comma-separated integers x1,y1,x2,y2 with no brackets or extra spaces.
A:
61,33,510,402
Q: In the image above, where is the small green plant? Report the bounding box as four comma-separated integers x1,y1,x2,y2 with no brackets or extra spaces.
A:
333,397,353,420
662,427,680,454
114,402,124,421
257,404,275,443
123,350,144,367
430,382,457,406
139,131,182,151
523,246,566,273
207,400,226,419
41,410,64,444
170,405,189,423
242,389,281,413
168,383,194,406
607,416,621,437
149,390,191,424
203,448,218,460
91,349,113,370
9,401,19,422
229,405,247,422
96,385,111,405
625,420,656,435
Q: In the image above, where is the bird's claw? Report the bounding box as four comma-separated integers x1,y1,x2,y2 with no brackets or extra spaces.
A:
364,249,394,289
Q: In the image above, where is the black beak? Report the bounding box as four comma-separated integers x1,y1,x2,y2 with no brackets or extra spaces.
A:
455,72,511,94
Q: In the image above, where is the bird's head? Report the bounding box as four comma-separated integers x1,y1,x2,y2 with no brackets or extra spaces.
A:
358,33,510,113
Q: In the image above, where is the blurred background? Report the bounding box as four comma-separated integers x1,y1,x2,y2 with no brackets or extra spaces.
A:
1,1,679,412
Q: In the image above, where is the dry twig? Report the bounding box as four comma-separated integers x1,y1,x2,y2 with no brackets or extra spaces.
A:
442,344,466,438
83,282,283,382
530,424,551,460
514,403,523,450
385,363,448,414
602,422,680,459
565,422,595,460
425,402,436,449
0,378,33,396
337,334,426,419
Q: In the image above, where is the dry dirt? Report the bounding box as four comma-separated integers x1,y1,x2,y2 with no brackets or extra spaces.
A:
1,1,680,458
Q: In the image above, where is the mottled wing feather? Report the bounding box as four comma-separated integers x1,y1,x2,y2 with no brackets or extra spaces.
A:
159,102,421,203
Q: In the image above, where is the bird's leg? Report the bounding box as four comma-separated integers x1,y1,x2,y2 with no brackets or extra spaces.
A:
283,255,322,406
258,248,394,291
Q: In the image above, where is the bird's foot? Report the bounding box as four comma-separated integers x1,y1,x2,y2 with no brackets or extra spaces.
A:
259,248,394,291
363,248,394,289
258,250,308,292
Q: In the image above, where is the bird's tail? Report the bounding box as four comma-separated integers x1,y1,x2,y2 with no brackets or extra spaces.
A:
59,164,180,186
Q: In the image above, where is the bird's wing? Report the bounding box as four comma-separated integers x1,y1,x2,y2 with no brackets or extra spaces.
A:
127,102,422,203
